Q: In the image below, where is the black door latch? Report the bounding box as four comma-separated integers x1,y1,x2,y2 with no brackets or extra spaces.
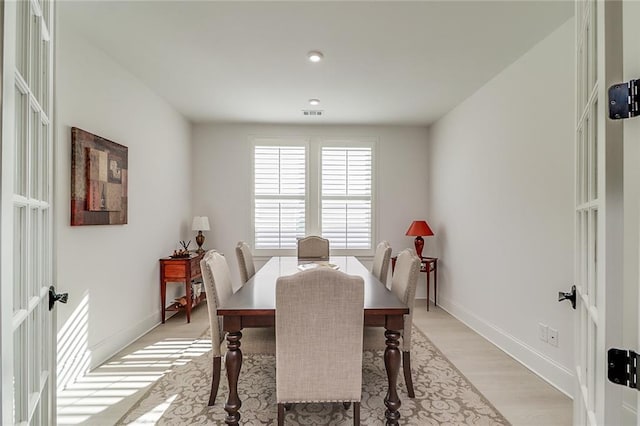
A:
49,286,69,311
558,285,576,309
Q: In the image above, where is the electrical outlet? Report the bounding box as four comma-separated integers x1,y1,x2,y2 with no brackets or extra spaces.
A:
549,328,558,347
538,323,548,342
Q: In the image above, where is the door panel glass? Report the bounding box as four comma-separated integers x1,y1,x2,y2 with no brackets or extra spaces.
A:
29,310,40,395
581,305,588,376
29,10,41,104
593,208,598,304
41,122,49,202
588,318,596,410
30,209,40,299
593,101,598,199
588,109,597,201
15,88,27,196
41,40,50,116
582,211,588,295
15,0,28,78
14,206,25,313
14,324,27,423
591,0,597,86
588,209,596,301
577,126,585,204
29,109,40,199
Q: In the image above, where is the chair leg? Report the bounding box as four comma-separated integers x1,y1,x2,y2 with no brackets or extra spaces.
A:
403,351,415,398
342,402,351,410
278,403,285,426
208,355,221,406
353,401,360,425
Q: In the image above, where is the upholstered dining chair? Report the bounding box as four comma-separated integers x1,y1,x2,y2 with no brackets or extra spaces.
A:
201,250,275,406
371,241,392,287
276,268,364,425
297,235,329,260
363,248,420,398
235,241,256,285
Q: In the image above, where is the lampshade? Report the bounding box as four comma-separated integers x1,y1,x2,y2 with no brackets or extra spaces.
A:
191,216,210,231
405,220,434,237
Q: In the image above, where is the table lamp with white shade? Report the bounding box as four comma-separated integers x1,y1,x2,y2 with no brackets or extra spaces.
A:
192,216,210,254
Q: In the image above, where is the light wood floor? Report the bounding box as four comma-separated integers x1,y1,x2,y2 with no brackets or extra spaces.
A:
57,299,572,425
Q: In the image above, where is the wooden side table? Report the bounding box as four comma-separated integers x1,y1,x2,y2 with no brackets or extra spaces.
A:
159,252,205,323
391,255,438,311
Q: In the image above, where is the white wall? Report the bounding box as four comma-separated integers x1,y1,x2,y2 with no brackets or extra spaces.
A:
191,124,430,292
54,22,192,383
427,19,575,395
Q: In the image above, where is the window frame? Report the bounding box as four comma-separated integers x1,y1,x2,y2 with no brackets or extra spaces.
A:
251,136,377,258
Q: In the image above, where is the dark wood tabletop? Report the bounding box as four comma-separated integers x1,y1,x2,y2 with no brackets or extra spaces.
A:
217,256,408,426
218,256,408,316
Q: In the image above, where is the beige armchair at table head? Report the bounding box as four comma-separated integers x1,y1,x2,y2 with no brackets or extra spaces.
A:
297,235,330,260
275,268,364,425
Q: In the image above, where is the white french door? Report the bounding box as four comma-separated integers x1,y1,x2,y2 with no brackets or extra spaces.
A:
1,0,55,424
573,0,623,425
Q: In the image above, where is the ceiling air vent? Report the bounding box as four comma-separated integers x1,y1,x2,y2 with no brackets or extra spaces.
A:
302,110,323,116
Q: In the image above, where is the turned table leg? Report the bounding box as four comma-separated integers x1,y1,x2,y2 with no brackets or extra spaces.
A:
224,331,243,426
383,328,402,425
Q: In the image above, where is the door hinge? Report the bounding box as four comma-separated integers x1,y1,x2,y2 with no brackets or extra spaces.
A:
608,79,639,120
608,348,640,390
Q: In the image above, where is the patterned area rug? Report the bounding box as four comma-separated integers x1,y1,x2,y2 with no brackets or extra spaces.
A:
118,327,509,425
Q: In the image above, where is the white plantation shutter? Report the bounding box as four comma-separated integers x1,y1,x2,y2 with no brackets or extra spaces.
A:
321,147,372,249
254,146,306,249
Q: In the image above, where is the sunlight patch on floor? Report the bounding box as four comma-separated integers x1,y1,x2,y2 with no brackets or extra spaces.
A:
127,395,178,425
56,336,210,425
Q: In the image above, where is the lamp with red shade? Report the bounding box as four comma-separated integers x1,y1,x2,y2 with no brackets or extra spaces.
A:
405,220,434,259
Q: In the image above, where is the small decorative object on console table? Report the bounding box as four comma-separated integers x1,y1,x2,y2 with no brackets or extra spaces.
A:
405,220,434,258
192,216,210,254
159,252,205,323
392,255,438,311
171,240,191,258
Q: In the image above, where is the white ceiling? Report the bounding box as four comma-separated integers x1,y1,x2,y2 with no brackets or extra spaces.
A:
60,1,573,126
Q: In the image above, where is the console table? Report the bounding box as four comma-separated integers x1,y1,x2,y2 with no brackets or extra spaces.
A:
159,252,205,323
392,255,438,311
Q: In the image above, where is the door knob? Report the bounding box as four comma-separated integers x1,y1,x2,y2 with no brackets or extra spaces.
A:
558,285,576,310
49,286,69,311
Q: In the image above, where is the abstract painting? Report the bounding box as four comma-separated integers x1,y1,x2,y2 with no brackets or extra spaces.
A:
71,127,128,225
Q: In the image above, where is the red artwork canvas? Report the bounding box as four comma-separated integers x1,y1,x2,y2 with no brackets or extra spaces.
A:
71,127,128,225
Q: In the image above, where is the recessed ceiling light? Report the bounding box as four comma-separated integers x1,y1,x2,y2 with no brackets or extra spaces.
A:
309,99,320,106
308,51,324,63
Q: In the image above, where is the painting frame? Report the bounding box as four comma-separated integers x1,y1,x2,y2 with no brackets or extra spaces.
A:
71,127,128,226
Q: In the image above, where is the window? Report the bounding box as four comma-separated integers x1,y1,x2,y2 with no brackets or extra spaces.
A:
253,138,375,254
321,146,372,249
254,145,306,249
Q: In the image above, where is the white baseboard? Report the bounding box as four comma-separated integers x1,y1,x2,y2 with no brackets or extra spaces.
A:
88,311,160,370
437,295,574,398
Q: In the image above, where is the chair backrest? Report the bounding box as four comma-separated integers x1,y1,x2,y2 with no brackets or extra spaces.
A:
200,250,235,357
372,241,392,285
297,235,330,260
276,268,364,403
235,241,256,284
390,249,421,351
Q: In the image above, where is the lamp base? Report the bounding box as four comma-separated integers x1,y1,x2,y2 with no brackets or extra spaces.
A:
414,236,424,259
196,231,205,254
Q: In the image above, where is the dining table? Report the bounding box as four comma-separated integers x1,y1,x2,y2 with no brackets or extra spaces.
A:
217,256,409,425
